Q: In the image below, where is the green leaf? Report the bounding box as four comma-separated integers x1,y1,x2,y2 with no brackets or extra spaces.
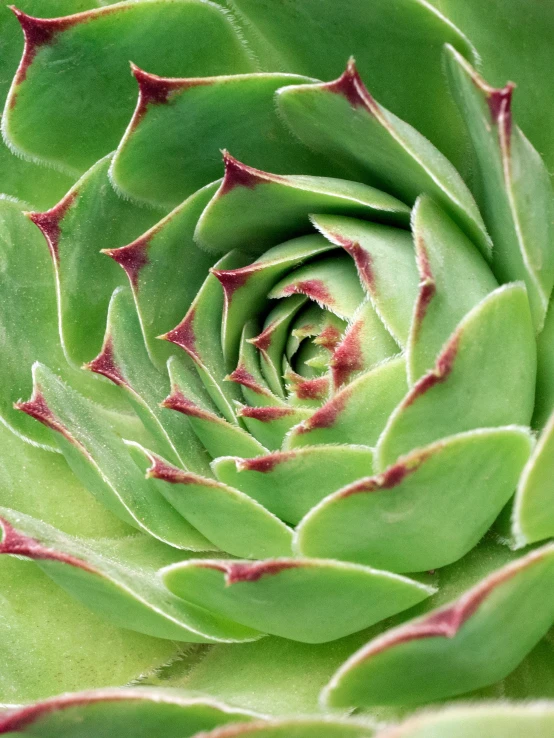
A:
195,155,409,254
142,447,294,559
268,254,365,321
0,556,177,705
16,363,211,549
86,287,211,475
406,196,497,383
312,215,419,345
212,445,374,526
330,300,399,389
376,284,536,470
27,155,162,367
227,0,476,171
373,704,554,738
163,558,434,643
209,235,335,364
513,410,554,547
285,356,407,450
323,543,554,707
0,688,259,735
162,251,248,422
534,298,554,429
0,508,261,643
0,197,124,449
111,72,332,208
190,717,376,738
278,62,491,258
296,427,533,573
164,358,268,460
445,46,554,331
4,1,254,173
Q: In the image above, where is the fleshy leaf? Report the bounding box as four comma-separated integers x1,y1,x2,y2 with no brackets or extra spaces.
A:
189,718,375,738
278,61,491,258
534,299,554,429
164,358,268,460
286,356,407,449
27,155,162,367
195,155,410,254
323,543,554,707
16,363,211,549
104,181,219,367
373,704,554,738
406,196,497,383
296,427,533,572
111,72,332,208
512,410,554,547
163,558,435,643
4,1,254,173
143,448,294,559
212,445,374,525
228,0,476,170
0,508,261,643
445,46,554,331
210,234,334,364
0,688,258,736
268,254,365,320
85,286,211,475
163,251,248,422
312,215,419,345
376,284,535,470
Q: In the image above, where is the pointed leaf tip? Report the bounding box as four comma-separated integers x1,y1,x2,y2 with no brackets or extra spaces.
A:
25,191,77,263
103,237,150,290
83,337,126,387
322,58,378,113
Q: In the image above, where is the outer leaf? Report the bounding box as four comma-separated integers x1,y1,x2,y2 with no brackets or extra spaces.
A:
17,363,211,549
323,543,554,707
0,688,258,736
111,72,331,208
278,61,491,258
373,704,554,738
296,428,533,572
227,0,476,170
163,558,434,643
445,46,554,331
0,508,261,643
4,1,254,173
27,155,161,367
191,718,375,738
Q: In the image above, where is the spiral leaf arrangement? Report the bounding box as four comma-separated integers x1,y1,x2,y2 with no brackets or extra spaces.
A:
2,1,554,735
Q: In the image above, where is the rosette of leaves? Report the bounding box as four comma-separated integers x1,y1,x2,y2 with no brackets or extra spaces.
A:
2,1,554,736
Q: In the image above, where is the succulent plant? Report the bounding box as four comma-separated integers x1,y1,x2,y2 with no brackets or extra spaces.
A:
2,0,554,735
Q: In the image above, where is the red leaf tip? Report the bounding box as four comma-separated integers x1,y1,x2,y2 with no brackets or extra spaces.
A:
323,58,377,112
26,191,77,263
103,236,150,290
202,559,301,585
219,151,285,196
83,337,127,387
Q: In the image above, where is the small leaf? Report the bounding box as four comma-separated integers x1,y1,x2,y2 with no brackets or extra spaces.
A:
285,356,407,449
212,445,374,525
142,447,294,559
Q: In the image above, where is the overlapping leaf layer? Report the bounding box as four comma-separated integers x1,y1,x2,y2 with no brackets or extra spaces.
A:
1,1,554,735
